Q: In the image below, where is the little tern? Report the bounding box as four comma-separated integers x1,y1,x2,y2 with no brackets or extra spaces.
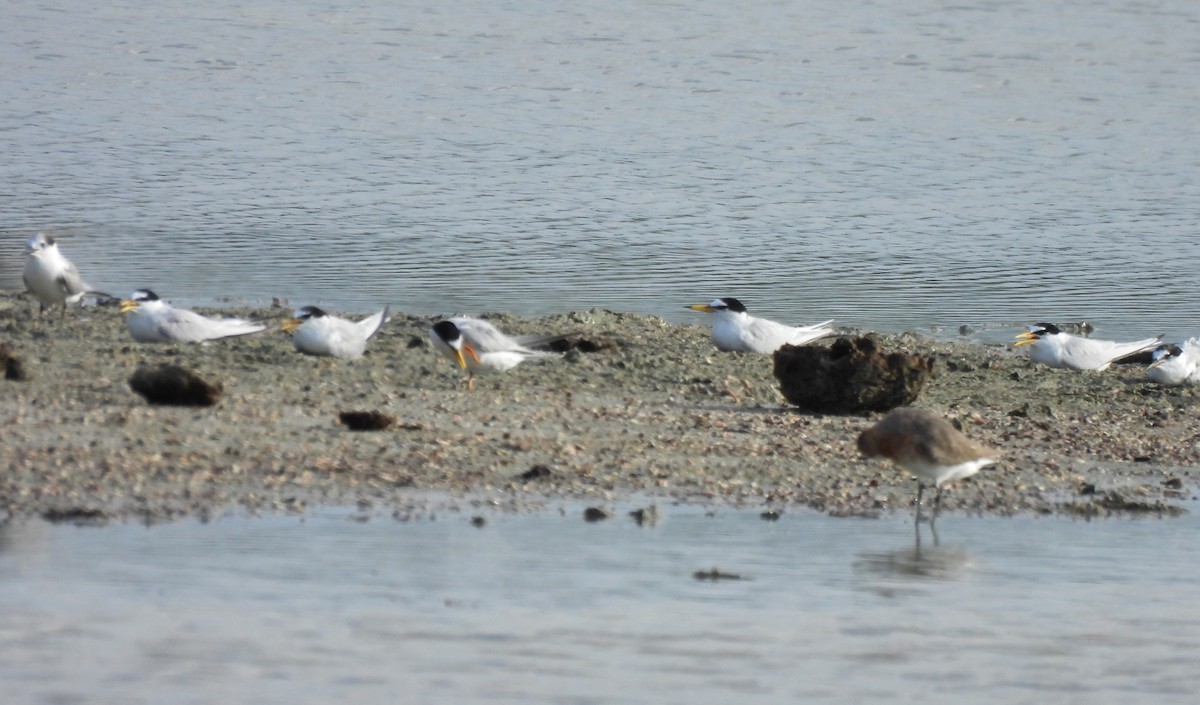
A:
1146,338,1200,385
22,232,108,317
120,289,268,343
280,305,390,360
429,317,562,391
1014,323,1161,371
686,297,834,353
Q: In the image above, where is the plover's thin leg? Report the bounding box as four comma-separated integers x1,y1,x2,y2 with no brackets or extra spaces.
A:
930,486,944,527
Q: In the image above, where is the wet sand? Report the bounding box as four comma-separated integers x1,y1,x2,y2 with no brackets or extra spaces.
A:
1,291,1195,523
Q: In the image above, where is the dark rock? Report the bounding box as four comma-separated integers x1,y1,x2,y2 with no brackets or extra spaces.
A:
759,510,781,521
773,337,934,414
1163,478,1184,490
129,365,223,407
519,464,553,481
338,410,396,431
1,342,30,381
470,516,487,528
583,506,611,522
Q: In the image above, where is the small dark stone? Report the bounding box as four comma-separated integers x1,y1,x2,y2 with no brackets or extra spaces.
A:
338,410,396,431
129,365,223,406
1079,483,1097,495
519,464,553,481
1133,455,1152,463
1164,478,1184,490
759,510,781,521
406,335,425,349
470,516,487,528
773,336,934,414
583,507,611,522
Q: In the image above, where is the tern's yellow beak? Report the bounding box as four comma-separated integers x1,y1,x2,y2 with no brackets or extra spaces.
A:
452,343,481,369
119,299,139,314
687,304,716,313
1013,331,1037,347
279,318,302,334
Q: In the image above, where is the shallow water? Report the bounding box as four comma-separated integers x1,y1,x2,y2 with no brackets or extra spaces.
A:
3,0,1200,342
2,504,1199,704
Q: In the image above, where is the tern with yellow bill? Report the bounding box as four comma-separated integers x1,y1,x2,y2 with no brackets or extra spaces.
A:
429,317,563,391
120,289,268,343
280,305,390,360
686,297,834,353
1014,323,1161,371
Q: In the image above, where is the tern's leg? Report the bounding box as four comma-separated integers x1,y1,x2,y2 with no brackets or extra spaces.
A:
466,372,476,392
914,483,925,525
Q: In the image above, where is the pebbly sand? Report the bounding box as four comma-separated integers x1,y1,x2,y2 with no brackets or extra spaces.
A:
1,291,1196,524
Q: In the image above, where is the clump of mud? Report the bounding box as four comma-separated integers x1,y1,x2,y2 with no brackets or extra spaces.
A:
773,336,933,414
338,410,396,431
1,341,31,381
129,364,223,406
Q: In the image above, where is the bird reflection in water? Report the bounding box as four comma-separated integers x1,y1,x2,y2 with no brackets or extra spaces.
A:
853,522,974,590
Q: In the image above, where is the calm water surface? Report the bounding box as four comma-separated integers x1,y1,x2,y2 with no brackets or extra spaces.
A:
1,505,1198,704
3,0,1199,341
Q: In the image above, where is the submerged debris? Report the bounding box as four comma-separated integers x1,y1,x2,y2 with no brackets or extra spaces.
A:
629,505,660,526
42,507,110,525
693,567,746,581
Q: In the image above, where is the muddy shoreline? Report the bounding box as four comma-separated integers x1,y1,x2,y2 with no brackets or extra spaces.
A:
1,291,1196,524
